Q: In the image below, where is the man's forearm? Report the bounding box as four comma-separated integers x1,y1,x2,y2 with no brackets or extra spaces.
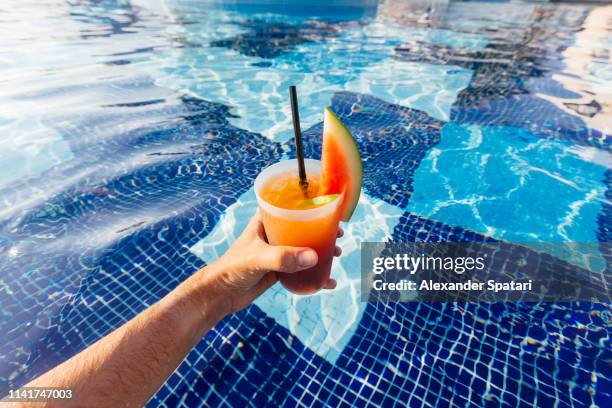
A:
12,214,324,407
21,264,227,408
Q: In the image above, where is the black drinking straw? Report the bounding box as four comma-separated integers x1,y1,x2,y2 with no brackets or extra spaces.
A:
289,85,308,192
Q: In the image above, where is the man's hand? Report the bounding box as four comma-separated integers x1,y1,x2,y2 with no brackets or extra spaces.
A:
20,211,343,408
204,212,343,314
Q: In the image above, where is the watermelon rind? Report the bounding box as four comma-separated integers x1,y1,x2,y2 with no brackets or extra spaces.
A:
322,107,362,222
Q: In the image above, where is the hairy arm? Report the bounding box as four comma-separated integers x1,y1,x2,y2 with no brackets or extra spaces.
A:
22,267,226,408
15,214,340,408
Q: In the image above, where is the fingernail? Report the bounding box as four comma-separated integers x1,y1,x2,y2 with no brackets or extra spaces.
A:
297,250,317,267
325,279,337,290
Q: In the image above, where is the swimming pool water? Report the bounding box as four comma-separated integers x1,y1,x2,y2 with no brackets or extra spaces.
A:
0,0,610,407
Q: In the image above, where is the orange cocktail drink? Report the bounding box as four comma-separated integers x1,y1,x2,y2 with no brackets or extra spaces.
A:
254,159,342,294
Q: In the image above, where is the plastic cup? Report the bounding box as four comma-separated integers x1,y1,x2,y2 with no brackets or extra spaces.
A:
254,159,342,295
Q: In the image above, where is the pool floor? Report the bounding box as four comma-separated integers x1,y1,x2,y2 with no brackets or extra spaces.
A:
0,0,610,407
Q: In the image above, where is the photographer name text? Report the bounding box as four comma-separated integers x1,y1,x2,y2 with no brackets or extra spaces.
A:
371,254,533,293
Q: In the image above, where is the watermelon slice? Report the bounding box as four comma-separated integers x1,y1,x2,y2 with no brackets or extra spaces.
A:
319,107,362,221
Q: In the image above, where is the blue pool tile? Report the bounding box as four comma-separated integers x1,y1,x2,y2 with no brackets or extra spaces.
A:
1,1,610,406
210,20,342,59
394,21,610,151
0,94,284,389
318,210,611,407
284,91,443,209
451,95,610,151
407,124,608,245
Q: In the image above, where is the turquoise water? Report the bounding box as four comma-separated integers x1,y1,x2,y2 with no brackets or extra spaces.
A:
408,123,607,243
0,0,610,407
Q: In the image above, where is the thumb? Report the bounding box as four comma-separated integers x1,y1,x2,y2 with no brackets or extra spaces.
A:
257,245,318,274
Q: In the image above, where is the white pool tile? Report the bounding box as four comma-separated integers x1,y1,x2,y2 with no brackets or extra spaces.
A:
190,188,403,363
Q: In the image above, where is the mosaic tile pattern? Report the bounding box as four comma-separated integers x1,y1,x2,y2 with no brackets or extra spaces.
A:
284,91,443,209
598,170,612,272
386,213,611,406
154,211,611,407
146,15,473,139
189,188,404,364
210,19,347,59
0,1,610,408
392,8,611,150
406,123,608,243
0,92,283,387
